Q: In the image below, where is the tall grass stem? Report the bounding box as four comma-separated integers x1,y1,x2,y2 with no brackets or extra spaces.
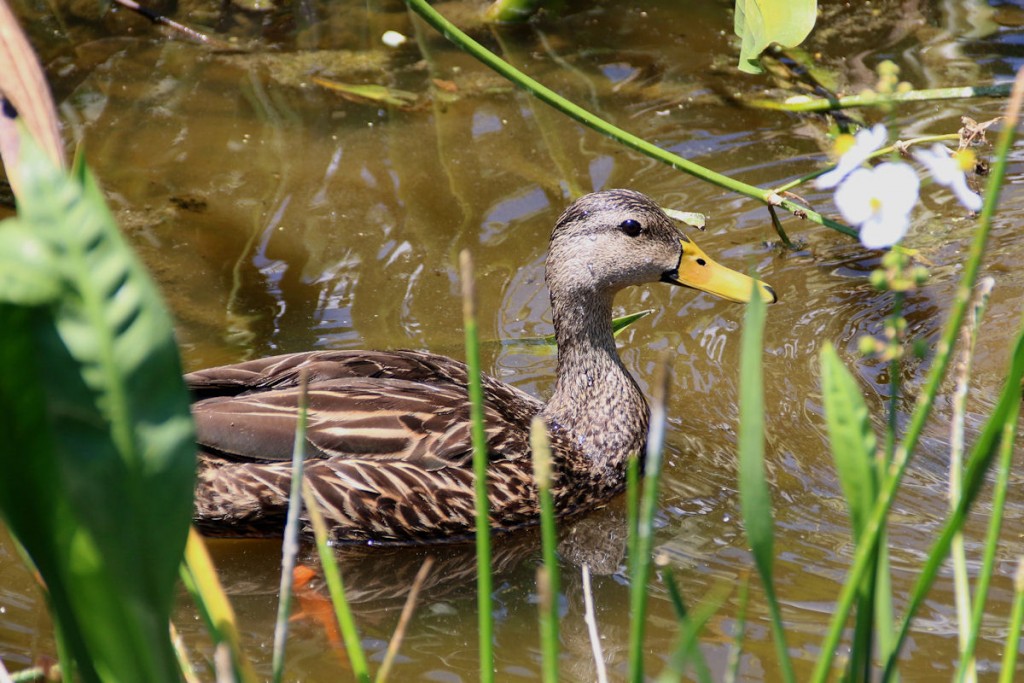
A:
810,64,1024,683
998,559,1024,683
948,279,993,683
628,352,671,682
300,485,371,682
530,417,560,683
459,249,495,683
271,369,309,683
181,530,258,683
955,392,1021,683
377,557,435,683
737,283,794,683
724,578,749,683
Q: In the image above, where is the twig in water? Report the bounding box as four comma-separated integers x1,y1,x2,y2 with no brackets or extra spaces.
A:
111,0,237,49
948,277,994,683
377,557,435,683
581,563,608,683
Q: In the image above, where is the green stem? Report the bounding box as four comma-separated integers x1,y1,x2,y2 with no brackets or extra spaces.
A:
460,250,494,683
998,559,1024,683
628,355,671,682
767,205,796,248
772,135,959,194
809,66,1024,683
954,394,1019,683
530,417,560,683
403,0,855,237
743,83,1012,112
271,370,309,683
301,487,371,682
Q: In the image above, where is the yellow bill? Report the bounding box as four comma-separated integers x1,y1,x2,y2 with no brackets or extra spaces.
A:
661,237,777,304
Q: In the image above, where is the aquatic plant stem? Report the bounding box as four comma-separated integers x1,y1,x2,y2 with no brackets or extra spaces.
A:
999,559,1024,683
530,417,560,683
628,353,671,682
771,134,958,195
810,66,1024,683
954,392,1019,683
271,370,309,683
403,0,856,238
377,557,435,683
743,83,1012,112
460,250,495,683
300,484,371,682
948,280,993,683
737,282,794,683
724,578,749,683
180,530,258,683
581,564,609,683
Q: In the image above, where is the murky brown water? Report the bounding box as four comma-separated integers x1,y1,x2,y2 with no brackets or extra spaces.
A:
3,0,1024,680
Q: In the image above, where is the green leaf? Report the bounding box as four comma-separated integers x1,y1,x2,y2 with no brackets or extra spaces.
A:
734,0,817,74
511,309,654,348
663,208,706,230
0,219,61,305
0,130,194,683
819,342,878,536
737,278,794,682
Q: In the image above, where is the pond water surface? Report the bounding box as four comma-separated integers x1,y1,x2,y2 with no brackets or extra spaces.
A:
2,0,1024,681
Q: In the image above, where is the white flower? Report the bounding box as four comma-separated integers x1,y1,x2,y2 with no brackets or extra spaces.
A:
834,162,920,249
914,144,983,212
816,124,889,190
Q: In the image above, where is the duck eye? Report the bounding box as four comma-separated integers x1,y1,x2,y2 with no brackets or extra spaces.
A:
619,219,643,237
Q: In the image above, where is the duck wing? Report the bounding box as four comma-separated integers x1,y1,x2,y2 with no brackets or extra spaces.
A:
185,349,492,399
190,350,544,471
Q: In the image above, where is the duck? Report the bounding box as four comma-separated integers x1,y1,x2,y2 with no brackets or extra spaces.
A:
186,189,777,545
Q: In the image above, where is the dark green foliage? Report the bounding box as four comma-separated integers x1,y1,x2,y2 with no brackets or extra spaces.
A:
0,133,195,683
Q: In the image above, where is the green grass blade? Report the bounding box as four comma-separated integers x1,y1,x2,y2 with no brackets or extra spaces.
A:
300,485,371,682
724,577,750,683
810,66,1024,683
819,342,883,679
181,530,258,683
819,343,878,534
459,250,494,683
530,417,560,683
998,559,1024,683
628,354,671,682
737,279,794,683
880,321,1024,680
271,370,309,683
656,573,715,683
955,393,1020,683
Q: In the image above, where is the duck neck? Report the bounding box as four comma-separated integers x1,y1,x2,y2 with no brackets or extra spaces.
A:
542,288,649,479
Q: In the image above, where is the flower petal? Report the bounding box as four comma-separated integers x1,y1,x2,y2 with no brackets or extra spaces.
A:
860,210,909,249
950,174,983,212
816,124,889,189
872,162,920,215
834,168,876,224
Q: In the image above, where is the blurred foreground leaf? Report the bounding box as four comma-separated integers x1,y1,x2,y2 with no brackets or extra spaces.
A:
734,0,817,74
0,132,194,683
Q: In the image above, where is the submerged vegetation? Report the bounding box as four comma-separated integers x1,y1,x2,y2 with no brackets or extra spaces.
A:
0,0,1022,681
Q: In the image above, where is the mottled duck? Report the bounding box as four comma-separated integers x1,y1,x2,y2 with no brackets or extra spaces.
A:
187,189,776,544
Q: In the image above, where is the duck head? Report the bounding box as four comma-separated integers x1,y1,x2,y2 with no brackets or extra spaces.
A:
547,189,777,304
